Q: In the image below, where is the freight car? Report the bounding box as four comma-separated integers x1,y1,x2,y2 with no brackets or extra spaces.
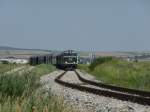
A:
29,55,52,65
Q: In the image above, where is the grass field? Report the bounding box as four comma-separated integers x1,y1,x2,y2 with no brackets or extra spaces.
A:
0,63,21,74
30,64,56,77
78,58,150,91
0,64,76,112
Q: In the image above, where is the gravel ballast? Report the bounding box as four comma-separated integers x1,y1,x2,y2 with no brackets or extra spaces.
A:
40,70,150,112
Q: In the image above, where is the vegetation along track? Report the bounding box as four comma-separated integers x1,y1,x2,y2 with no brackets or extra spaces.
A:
55,70,150,106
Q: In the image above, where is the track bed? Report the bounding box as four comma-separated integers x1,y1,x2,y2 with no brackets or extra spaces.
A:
55,70,150,106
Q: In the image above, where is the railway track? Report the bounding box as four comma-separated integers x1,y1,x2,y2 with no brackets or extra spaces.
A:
55,70,150,106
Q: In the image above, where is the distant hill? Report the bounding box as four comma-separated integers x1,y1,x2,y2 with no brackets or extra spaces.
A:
0,46,21,50
0,46,50,52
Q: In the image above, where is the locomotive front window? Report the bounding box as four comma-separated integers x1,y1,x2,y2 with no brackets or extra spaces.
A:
63,53,77,56
63,57,77,63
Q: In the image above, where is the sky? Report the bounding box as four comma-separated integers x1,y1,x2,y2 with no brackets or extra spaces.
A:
0,0,150,51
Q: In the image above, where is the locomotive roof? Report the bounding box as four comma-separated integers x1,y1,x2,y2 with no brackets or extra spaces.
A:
63,50,76,53
60,50,77,55
52,50,77,56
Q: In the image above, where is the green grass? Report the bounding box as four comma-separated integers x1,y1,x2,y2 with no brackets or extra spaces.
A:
0,63,20,74
0,64,76,112
0,72,39,101
78,59,150,91
30,64,56,77
0,90,74,112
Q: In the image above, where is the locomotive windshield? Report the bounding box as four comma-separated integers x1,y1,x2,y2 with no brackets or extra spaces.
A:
63,53,77,56
63,56,77,63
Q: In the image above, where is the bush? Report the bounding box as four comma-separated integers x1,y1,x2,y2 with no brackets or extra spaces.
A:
1,61,9,64
0,72,39,100
89,57,113,71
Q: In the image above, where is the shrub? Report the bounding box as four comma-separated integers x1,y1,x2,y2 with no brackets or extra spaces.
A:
0,72,39,100
89,57,113,71
1,61,9,64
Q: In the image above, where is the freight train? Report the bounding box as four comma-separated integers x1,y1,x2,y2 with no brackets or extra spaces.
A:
29,50,78,70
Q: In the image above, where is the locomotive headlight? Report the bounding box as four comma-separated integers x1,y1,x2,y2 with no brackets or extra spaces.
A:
65,61,68,64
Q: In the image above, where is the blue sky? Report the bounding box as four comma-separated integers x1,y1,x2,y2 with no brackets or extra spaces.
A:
0,0,150,51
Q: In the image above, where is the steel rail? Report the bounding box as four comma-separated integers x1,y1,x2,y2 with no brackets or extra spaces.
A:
75,70,150,98
55,71,150,106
